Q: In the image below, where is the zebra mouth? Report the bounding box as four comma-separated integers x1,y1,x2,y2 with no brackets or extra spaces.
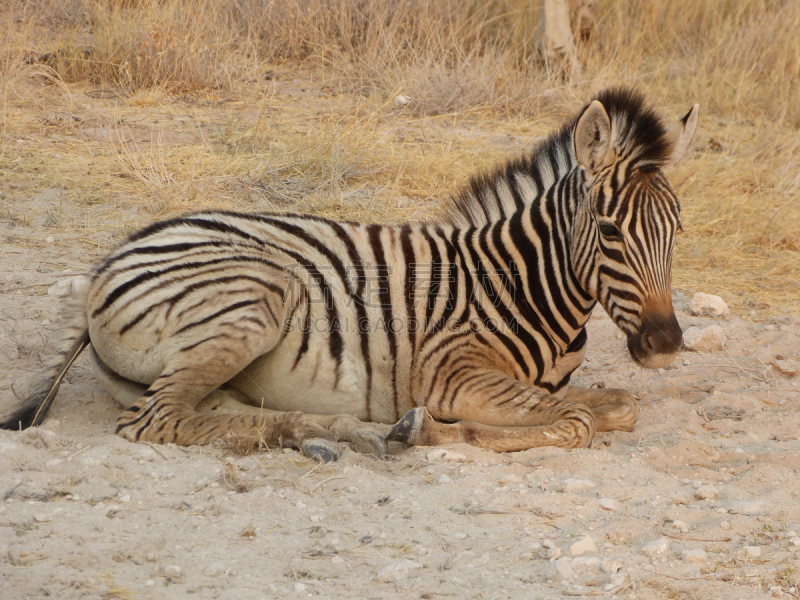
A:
627,334,680,370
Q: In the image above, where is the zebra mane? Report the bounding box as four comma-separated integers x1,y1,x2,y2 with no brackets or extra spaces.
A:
444,87,672,228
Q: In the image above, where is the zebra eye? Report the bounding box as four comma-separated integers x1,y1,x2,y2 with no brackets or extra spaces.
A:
598,222,622,240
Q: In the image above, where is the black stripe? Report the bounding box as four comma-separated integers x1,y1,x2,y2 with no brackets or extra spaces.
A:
421,229,441,333
367,224,399,420
400,225,417,352
174,299,261,335
95,241,232,278
118,273,283,335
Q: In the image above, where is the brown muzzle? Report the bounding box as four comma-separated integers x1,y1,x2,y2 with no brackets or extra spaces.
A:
626,297,683,369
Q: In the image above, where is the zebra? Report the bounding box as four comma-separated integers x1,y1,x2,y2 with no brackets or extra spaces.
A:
1,87,698,462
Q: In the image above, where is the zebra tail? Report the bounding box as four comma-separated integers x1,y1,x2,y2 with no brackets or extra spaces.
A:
0,281,90,431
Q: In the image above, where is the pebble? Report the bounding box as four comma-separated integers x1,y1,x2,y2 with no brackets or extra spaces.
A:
571,556,601,569
45,236,55,243
682,549,708,563
695,486,720,500
145,580,155,587
47,275,88,298
293,582,306,593
548,547,563,560
426,448,466,462
642,538,670,557
689,293,730,317
203,561,226,577
375,560,421,582
597,497,623,511
728,500,765,515
119,494,131,503
671,520,690,533
45,459,63,469
568,535,597,557
559,478,596,492
438,474,452,484
683,325,726,351
720,521,731,530
788,537,800,547
164,565,182,579
547,557,575,581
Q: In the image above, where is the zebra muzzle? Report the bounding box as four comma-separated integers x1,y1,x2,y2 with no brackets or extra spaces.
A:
626,308,683,370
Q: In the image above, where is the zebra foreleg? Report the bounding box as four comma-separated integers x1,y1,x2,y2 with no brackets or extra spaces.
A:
391,368,597,451
387,404,596,452
562,386,639,432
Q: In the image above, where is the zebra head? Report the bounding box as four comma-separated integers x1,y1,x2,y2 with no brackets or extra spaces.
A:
571,90,699,369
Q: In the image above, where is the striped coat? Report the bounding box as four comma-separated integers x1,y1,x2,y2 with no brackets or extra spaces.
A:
1,88,699,460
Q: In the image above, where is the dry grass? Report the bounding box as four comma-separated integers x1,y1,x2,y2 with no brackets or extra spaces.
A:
1,0,798,316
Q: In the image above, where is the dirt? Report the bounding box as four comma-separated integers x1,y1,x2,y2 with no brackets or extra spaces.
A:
2,147,800,600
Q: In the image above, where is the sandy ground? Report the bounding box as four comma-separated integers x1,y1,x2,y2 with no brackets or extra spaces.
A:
2,178,800,600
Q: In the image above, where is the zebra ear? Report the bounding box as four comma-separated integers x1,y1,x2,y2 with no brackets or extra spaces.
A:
669,104,699,164
574,100,614,175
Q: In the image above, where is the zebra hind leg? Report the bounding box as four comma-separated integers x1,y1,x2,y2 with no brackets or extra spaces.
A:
106,356,341,462
562,385,639,432
197,390,389,458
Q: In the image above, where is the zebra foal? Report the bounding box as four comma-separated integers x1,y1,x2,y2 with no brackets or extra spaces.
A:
1,88,698,461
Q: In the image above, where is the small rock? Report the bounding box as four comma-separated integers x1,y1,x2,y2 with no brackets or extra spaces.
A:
559,478,596,492
671,520,690,533
743,546,762,558
548,547,563,560
571,556,601,569
394,95,410,106
690,293,730,317
164,565,182,579
568,535,597,557
145,580,155,587
204,561,226,577
438,474,452,484
45,236,55,243
598,497,623,511
47,275,88,298
683,325,726,352
547,557,575,581
695,486,720,500
720,521,731,530
788,537,800,547
45,459,63,469
772,359,799,378
606,526,634,545
426,448,466,462
119,494,131,503
729,500,765,515
682,549,708,563
642,538,670,557
293,582,306,593
375,560,421,583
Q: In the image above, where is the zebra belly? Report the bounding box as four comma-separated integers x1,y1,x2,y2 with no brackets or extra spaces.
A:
229,345,401,424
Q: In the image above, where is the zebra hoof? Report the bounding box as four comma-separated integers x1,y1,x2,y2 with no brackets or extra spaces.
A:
349,430,387,459
300,438,341,463
386,407,426,446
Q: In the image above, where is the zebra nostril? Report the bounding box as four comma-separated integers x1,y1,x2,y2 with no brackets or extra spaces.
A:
641,333,654,352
